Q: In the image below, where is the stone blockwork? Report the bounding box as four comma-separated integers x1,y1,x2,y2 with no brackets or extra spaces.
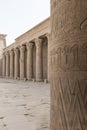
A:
2,18,50,82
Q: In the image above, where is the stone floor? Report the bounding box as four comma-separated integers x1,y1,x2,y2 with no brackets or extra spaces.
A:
0,79,50,130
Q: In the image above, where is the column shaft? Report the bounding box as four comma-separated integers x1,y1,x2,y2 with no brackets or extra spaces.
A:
2,54,6,77
6,52,10,77
10,50,14,78
14,48,19,79
35,38,43,82
46,34,50,82
51,1,87,130
20,46,25,80
27,43,33,80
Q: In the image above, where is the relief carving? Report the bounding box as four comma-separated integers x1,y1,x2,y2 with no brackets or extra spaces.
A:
80,18,87,30
61,45,74,70
79,43,87,70
51,76,87,130
71,44,78,68
50,43,87,71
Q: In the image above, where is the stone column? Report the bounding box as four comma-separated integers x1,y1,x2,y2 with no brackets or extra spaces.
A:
2,53,6,77
10,50,14,78
50,1,87,130
27,43,33,80
35,38,43,82
14,48,19,79
46,33,50,82
20,46,25,80
6,52,10,77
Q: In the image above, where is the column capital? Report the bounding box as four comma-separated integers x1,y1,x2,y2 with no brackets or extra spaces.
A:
9,50,14,56
19,46,25,52
45,33,50,40
34,38,42,48
3,53,5,57
26,43,33,50
14,48,19,53
14,48,19,57
5,51,9,56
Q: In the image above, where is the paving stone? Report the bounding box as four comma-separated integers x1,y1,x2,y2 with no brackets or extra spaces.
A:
0,79,50,130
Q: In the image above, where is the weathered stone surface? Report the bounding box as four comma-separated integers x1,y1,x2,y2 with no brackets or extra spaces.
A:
2,54,6,77
45,34,50,81
35,38,43,82
14,48,19,79
50,1,87,130
6,52,10,78
26,43,33,80
10,50,14,78
20,46,25,80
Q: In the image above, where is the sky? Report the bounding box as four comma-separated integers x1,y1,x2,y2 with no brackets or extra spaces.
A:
0,0,50,46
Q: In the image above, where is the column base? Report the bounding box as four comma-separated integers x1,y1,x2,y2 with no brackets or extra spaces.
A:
6,76,9,79
28,78,32,81
32,78,36,82
20,77,27,81
17,77,20,80
14,77,18,80
24,78,27,81
10,76,14,79
44,79,48,83
20,77,24,80
36,79,43,82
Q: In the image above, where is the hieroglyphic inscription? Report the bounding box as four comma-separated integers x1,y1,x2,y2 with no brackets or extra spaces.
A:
50,43,87,71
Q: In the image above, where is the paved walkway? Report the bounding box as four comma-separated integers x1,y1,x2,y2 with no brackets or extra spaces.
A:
0,79,50,130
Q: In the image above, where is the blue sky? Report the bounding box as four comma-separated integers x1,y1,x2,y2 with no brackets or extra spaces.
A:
0,0,50,46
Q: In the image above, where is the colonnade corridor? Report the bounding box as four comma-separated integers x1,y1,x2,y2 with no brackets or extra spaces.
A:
0,79,50,130
2,36,49,82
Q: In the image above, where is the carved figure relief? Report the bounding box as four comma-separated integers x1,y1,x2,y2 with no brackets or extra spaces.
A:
61,45,74,70
50,43,87,71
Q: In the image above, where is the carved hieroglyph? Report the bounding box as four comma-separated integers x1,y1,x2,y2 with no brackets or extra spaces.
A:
50,1,87,130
